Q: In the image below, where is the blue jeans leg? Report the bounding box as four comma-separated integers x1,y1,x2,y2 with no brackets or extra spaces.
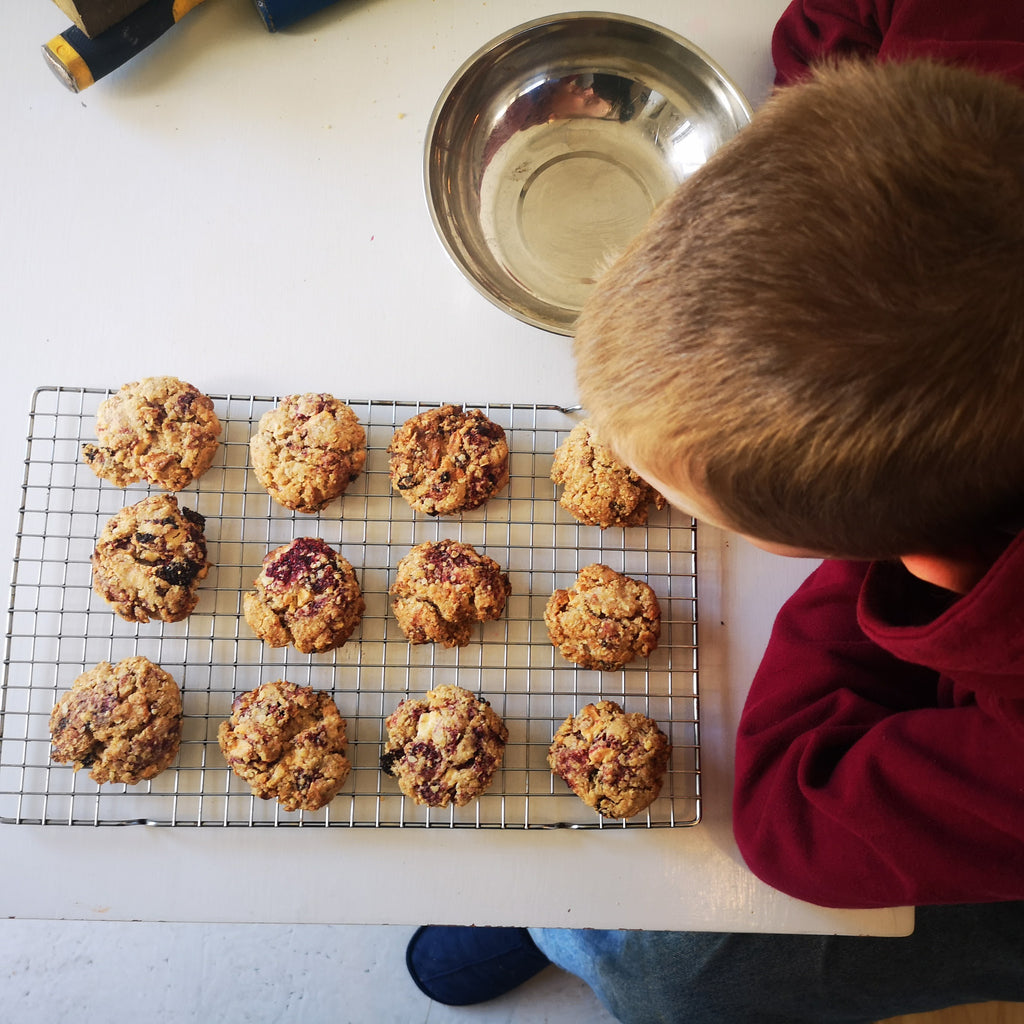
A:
530,902,1024,1024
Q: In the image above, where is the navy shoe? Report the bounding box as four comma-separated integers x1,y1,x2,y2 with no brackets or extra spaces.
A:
406,925,551,1005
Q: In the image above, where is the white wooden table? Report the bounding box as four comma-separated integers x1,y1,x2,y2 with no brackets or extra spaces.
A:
0,0,912,936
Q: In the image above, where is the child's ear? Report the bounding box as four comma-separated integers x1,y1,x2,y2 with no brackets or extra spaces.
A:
899,552,994,594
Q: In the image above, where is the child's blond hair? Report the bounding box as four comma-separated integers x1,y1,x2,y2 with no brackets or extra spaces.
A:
575,59,1024,558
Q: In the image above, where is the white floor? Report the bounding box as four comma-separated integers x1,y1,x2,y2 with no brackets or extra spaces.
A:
2,922,617,1023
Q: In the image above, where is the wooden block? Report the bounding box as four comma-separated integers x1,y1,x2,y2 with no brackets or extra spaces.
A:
50,0,151,38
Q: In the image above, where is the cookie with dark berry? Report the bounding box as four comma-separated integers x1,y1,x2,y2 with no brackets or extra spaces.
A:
91,493,210,623
387,405,509,516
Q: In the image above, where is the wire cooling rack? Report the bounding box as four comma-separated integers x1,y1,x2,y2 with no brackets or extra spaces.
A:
0,387,699,828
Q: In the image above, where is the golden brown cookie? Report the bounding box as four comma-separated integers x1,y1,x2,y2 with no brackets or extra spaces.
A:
243,537,365,654
387,404,509,516
49,656,183,785
81,376,221,491
249,393,367,513
389,539,510,648
217,680,351,812
544,563,661,671
91,493,210,623
381,684,507,808
548,700,670,818
550,419,666,528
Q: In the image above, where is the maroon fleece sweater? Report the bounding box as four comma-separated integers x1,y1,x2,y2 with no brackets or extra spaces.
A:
733,542,1024,908
771,0,1024,85
732,1,1024,908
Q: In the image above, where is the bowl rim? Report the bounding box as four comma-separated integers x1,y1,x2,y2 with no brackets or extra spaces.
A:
423,11,754,336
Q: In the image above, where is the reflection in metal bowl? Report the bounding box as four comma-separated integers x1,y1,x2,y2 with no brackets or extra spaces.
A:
425,13,753,335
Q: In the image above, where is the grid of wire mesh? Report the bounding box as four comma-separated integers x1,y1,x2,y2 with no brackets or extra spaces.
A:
0,387,699,828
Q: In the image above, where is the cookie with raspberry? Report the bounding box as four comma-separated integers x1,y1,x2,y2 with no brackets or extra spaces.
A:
244,537,364,654
550,419,665,528
381,684,507,808
249,393,366,513
548,700,670,818
390,539,510,647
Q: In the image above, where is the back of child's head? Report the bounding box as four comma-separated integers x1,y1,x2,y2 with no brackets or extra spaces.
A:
574,58,1024,559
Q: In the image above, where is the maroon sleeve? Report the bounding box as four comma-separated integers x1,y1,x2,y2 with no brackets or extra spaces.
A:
732,559,1024,908
771,0,892,83
772,0,1024,86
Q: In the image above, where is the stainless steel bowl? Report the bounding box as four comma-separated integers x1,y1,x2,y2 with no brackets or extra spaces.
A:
425,12,752,335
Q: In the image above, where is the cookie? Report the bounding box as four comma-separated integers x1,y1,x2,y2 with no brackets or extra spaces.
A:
387,404,509,516
49,656,183,785
389,539,510,648
544,563,661,671
381,684,507,808
550,419,666,528
91,493,210,623
81,376,221,491
548,700,670,818
243,537,364,654
249,393,367,513
217,680,351,812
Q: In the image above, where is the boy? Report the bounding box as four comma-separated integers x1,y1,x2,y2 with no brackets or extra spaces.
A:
575,55,1024,910
406,3,1024,1020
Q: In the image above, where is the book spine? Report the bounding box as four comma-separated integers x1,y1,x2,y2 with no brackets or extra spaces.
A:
251,0,342,32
